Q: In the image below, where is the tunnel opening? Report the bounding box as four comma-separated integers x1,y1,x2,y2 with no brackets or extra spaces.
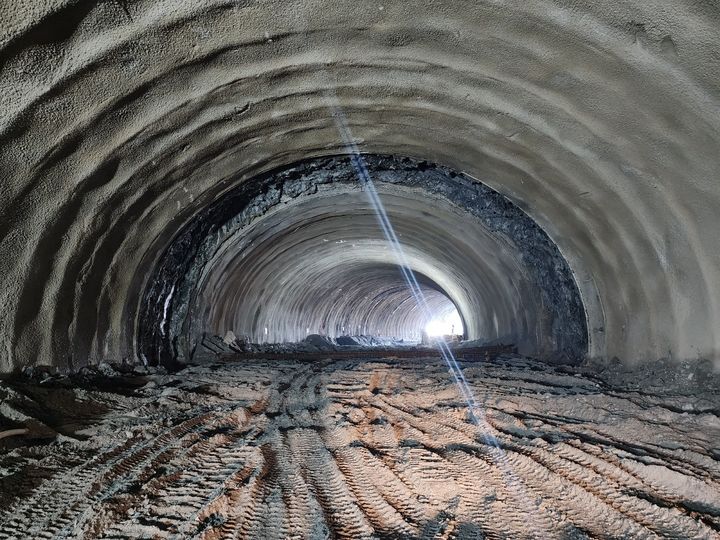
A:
235,263,467,345
137,154,588,367
424,304,465,340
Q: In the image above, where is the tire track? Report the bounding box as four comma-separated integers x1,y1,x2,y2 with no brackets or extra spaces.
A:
1,357,717,539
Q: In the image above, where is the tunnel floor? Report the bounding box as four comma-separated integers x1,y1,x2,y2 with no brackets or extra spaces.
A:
1,355,719,539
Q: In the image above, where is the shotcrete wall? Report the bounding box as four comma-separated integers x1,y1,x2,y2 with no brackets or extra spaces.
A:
0,0,719,371
138,156,587,365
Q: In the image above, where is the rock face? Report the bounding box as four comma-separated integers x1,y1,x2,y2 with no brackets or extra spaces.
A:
139,156,588,367
1,1,720,372
1,355,718,538
303,334,336,350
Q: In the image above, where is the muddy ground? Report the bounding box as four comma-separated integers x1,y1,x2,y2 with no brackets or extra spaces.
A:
0,355,719,539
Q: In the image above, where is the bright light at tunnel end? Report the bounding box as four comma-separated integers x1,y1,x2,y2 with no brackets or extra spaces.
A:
330,100,543,534
425,309,463,337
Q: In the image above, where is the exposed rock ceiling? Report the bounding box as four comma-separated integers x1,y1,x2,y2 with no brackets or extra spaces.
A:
139,156,587,366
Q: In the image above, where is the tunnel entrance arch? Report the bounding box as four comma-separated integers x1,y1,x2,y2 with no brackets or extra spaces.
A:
137,155,588,366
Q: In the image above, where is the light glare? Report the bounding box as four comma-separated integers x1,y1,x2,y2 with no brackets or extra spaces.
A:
425,309,463,336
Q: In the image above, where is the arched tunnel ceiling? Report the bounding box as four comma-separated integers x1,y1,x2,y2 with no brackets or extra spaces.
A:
0,0,719,371
200,191,475,346
145,156,585,364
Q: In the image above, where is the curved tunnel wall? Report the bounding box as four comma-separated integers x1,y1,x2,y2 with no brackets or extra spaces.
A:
143,156,586,363
0,0,718,371
212,262,462,344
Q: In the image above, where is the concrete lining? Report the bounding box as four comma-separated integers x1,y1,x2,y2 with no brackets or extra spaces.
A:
138,156,587,365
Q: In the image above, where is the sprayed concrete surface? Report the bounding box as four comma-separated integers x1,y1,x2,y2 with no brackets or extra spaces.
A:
139,156,587,366
1,355,719,539
1,1,720,371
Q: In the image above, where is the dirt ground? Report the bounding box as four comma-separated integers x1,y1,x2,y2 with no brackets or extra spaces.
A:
1,355,718,539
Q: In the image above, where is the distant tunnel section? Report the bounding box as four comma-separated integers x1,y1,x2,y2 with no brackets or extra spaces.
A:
138,155,587,366
208,260,464,345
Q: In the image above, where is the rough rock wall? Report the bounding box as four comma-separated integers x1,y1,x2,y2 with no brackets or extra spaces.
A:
140,156,587,366
0,0,719,370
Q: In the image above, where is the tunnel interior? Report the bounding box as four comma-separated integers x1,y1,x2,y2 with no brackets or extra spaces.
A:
1,0,719,373
138,155,588,366
1,1,720,538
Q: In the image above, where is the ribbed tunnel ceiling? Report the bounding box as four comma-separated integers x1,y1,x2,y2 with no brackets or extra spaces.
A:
200,190,472,346
0,0,719,371
144,156,586,364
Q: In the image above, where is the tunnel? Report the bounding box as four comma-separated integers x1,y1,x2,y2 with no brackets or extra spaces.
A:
138,155,587,365
0,0,719,373
0,1,719,538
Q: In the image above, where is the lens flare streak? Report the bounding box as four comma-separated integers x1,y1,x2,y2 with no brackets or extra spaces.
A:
329,101,543,537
